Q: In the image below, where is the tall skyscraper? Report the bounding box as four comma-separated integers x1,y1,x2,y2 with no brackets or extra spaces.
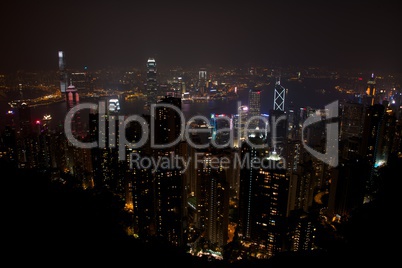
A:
58,51,67,94
198,68,207,95
363,73,376,106
238,136,290,258
195,151,229,249
248,88,262,130
273,78,286,112
145,58,158,107
360,103,397,203
233,105,249,146
90,103,125,196
123,113,155,239
210,113,232,147
340,101,365,141
288,210,316,252
18,102,32,138
152,95,185,247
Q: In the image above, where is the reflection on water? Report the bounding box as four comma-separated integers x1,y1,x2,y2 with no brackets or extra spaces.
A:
0,79,348,131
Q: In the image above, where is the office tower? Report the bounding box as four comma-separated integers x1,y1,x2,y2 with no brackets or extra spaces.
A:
238,136,265,240
18,102,32,138
198,68,207,95
166,76,184,98
124,114,155,239
270,78,287,151
58,51,67,93
363,73,376,106
90,101,125,195
361,104,384,203
210,113,232,147
287,153,316,213
64,84,94,188
152,95,185,247
145,58,158,106
233,105,249,146
288,210,316,252
286,140,302,212
255,151,289,257
65,83,84,145
248,88,262,130
360,104,396,203
273,78,286,112
269,108,287,152
287,105,296,140
195,151,229,249
238,135,289,258
376,109,396,166
340,101,365,141
34,119,52,170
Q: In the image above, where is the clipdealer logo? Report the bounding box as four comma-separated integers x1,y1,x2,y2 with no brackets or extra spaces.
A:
64,100,339,170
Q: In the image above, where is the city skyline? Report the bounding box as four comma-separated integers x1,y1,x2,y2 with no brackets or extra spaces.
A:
1,1,399,264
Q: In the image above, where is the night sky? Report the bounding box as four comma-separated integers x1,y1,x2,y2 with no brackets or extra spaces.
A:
1,0,401,72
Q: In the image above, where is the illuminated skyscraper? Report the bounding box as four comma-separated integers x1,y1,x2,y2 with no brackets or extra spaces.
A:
195,152,229,249
152,96,185,247
58,51,67,94
198,68,207,95
271,78,287,151
360,104,396,203
248,88,262,130
233,105,249,146
239,137,289,258
145,58,158,106
273,78,286,112
210,113,232,147
363,73,376,106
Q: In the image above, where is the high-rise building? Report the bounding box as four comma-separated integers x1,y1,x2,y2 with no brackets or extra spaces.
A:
273,78,286,112
198,68,207,95
152,95,185,247
210,113,232,147
195,151,229,249
287,105,296,140
288,210,316,252
233,105,249,146
238,136,289,258
248,88,262,130
360,103,396,203
340,101,365,141
363,73,376,106
18,102,32,138
0,110,17,165
145,58,158,106
90,100,124,195
58,51,67,94
123,114,155,238
254,151,289,257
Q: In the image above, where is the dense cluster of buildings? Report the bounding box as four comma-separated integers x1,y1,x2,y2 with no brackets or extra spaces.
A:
0,53,401,261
